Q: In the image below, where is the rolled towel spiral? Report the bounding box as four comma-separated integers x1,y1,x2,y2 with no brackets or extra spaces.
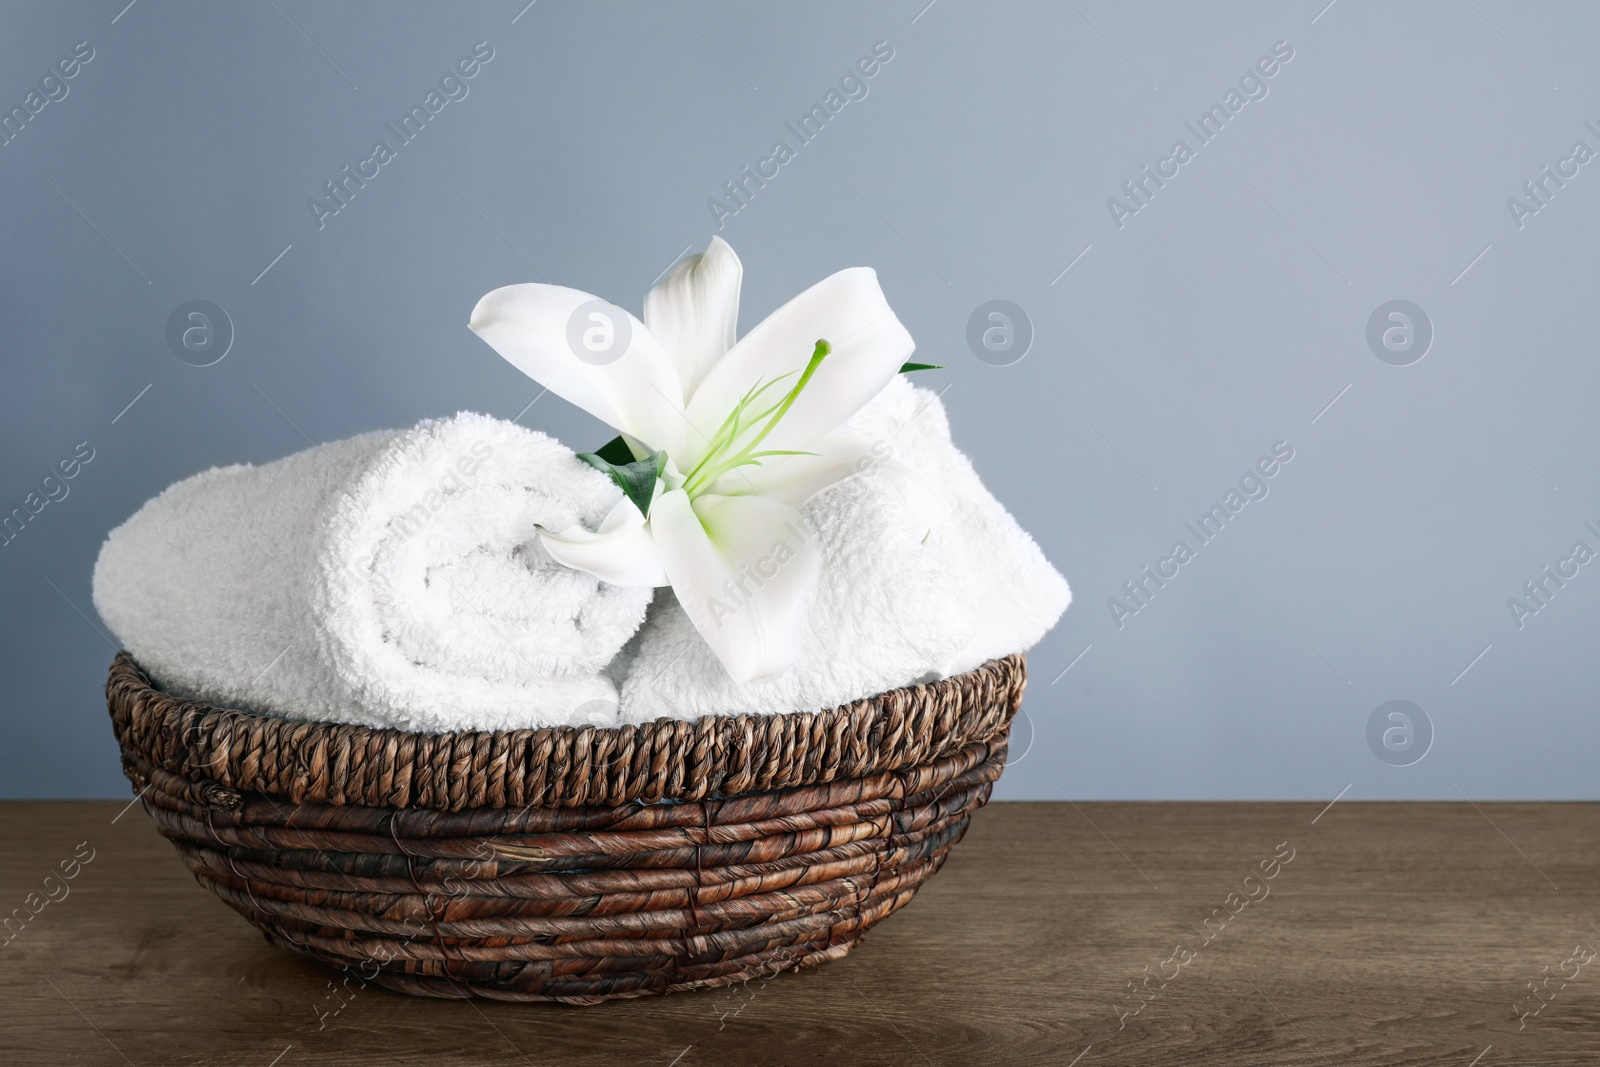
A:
93,412,653,732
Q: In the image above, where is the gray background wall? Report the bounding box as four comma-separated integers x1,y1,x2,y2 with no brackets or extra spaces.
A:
3,0,1596,800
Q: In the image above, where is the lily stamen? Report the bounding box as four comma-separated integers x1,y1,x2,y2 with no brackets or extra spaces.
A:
684,340,831,496
470,235,916,683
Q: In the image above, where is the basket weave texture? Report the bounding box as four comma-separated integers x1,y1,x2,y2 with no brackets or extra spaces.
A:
107,651,1025,1003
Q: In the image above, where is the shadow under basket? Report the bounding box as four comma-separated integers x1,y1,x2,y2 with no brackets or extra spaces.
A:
106,652,1025,1004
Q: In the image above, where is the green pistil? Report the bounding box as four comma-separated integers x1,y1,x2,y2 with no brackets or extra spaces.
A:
683,339,830,497
679,375,790,488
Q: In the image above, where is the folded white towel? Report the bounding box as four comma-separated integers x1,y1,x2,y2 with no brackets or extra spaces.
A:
618,376,1071,720
93,413,652,732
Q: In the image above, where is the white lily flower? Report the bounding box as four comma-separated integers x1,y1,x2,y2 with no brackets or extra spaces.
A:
469,237,919,684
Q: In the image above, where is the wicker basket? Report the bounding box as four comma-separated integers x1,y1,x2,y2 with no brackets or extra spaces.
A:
106,651,1025,1004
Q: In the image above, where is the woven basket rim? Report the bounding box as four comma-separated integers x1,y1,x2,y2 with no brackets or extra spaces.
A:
107,652,1026,812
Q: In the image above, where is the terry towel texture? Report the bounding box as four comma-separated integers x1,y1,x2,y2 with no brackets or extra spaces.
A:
95,379,1069,730
93,413,652,732
618,376,1071,720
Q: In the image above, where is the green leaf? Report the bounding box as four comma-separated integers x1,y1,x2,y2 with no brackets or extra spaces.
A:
899,362,943,373
578,448,665,518
591,435,637,465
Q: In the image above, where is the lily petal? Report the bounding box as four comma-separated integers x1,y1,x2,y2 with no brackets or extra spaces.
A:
470,283,689,458
725,434,946,539
643,236,742,397
538,497,670,588
685,267,914,460
714,431,879,506
650,487,820,684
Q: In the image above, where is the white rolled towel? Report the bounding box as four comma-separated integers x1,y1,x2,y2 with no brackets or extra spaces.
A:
93,413,653,732
618,375,1071,720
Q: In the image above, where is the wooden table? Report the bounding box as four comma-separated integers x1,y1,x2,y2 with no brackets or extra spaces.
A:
3,800,1596,1065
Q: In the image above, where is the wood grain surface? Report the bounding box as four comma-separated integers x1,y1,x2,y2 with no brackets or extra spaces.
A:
2,800,1596,1066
